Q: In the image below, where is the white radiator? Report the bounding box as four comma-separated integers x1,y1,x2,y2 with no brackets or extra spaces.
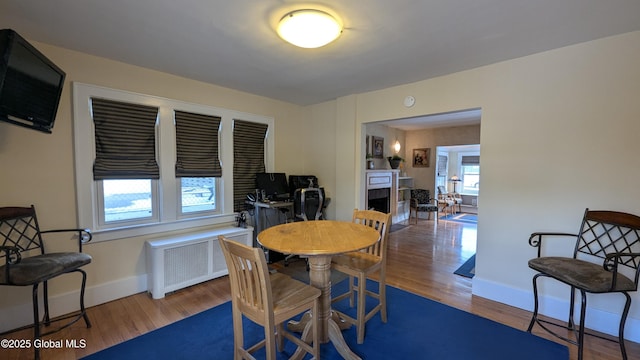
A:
146,226,253,299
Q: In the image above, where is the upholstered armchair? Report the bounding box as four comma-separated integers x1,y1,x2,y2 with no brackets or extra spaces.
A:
409,189,439,224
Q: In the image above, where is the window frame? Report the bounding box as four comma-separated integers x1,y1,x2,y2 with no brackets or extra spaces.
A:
457,152,480,196
177,177,219,218
97,178,159,227
73,82,274,242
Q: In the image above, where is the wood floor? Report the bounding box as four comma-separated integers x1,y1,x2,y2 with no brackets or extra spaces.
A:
2,217,639,359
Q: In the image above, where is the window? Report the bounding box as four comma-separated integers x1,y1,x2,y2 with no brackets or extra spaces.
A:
101,179,155,223
91,98,160,225
73,83,273,242
232,119,268,212
460,155,480,195
174,110,222,216
180,177,216,213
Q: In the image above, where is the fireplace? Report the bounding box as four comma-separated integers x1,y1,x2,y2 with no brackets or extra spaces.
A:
365,170,395,220
368,188,390,213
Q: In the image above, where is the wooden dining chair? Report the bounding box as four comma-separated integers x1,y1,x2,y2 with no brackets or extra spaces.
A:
218,236,320,360
331,209,391,344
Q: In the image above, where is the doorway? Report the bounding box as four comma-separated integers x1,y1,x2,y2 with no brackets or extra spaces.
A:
436,144,480,214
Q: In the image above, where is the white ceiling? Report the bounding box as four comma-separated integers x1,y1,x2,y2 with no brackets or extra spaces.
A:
2,0,639,110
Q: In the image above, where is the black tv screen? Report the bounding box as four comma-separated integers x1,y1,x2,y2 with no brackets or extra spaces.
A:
255,173,290,200
0,29,66,134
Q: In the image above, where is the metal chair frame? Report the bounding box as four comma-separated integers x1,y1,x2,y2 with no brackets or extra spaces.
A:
527,208,640,360
0,205,92,360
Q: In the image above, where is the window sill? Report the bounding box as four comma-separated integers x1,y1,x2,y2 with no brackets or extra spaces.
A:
88,213,237,243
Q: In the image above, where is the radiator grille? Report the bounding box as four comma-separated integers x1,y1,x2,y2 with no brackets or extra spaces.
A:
164,241,208,286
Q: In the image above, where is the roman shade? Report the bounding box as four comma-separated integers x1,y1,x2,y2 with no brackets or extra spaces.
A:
174,110,222,177
233,119,268,212
91,98,159,180
461,155,480,166
437,155,448,177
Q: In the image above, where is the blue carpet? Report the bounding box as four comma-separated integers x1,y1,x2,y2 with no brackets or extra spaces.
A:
83,280,567,360
454,254,476,278
441,213,477,224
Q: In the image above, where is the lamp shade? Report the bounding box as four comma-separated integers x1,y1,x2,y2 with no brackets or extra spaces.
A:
277,9,342,48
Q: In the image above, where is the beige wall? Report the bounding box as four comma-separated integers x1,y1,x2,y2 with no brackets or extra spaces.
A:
404,125,480,190
2,30,640,340
316,31,640,340
0,42,310,324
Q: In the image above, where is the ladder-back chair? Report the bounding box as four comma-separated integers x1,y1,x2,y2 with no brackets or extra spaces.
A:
331,209,391,344
218,235,320,360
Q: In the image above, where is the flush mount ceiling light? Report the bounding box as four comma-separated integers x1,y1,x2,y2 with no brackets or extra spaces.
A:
277,9,342,48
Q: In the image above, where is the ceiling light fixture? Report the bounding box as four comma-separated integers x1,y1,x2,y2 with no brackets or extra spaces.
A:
277,9,342,48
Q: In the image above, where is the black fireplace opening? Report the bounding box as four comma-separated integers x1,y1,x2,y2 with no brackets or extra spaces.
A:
367,188,390,213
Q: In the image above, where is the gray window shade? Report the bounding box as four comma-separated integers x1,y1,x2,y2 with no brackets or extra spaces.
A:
174,110,222,177
437,155,448,177
91,98,159,180
233,120,268,212
461,155,480,165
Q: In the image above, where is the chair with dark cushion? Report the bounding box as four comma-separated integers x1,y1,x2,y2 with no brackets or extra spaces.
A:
409,189,439,224
0,205,92,360
527,209,640,360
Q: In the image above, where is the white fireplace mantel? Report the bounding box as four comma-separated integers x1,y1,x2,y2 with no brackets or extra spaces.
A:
365,170,399,222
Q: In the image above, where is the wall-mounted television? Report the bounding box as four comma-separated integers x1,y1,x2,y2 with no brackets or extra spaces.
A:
0,29,66,134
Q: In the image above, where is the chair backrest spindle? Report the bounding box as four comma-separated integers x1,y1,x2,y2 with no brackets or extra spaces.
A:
352,209,390,257
0,206,45,256
575,209,640,271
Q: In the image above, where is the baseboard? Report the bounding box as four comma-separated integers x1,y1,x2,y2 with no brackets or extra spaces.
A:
472,276,640,343
0,274,148,333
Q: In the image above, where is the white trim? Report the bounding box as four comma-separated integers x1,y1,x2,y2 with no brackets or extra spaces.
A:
0,274,147,333
472,276,640,342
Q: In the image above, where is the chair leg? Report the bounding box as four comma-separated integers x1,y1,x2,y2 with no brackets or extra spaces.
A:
231,305,243,360
265,322,277,360
349,276,356,307
32,283,41,360
312,298,319,359
380,268,387,324
79,269,92,328
527,274,541,333
275,323,285,352
568,286,576,330
43,280,50,326
356,273,366,344
618,292,631,360
577,290,587,360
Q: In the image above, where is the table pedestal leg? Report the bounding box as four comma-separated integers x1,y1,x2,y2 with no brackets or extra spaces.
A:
308,255,362,360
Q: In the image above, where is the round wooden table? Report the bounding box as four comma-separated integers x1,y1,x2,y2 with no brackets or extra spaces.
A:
258,220,380,360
